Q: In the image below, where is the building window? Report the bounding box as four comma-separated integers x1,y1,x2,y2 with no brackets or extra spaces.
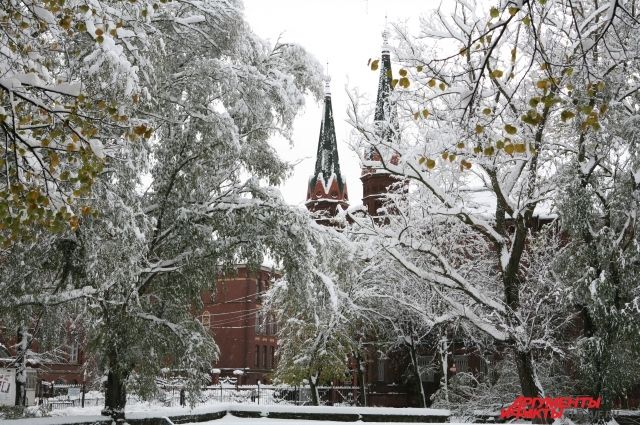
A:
453,355,469,373
266,346,271,369
68,342,79,364
417,355,436,382
201,311,210,330
255,346,259,367
270,346,275,369
262,346,267,369
255,311,265,335
377,358,385,382
266,314,273,335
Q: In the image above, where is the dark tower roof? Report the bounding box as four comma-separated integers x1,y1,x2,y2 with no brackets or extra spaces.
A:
306,77,349,225
309,78,346,193
369,29,399,159
361,29,404,218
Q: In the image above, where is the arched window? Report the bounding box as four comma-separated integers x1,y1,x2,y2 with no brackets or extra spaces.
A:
201,311,211,330
68,341,79,364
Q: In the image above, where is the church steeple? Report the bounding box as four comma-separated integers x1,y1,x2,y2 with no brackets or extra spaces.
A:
361,29,402,217
369,28,399,159
306,75,349,224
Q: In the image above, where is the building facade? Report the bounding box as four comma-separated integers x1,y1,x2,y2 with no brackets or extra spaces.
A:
201,265,278,385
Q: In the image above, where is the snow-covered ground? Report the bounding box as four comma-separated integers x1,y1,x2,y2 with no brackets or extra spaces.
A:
189,418,452,425
1,403,452,425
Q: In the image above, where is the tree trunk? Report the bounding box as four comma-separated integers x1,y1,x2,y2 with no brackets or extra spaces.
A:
514,350,542,398
102,355,128,423
514,350,551,424
355,353,367,407
14,326,29,407
309,372,320,406
408,338,427,408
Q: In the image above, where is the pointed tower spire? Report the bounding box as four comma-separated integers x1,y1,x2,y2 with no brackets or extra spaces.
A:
361,27,403,218
306,74,349,225
372,27,399,153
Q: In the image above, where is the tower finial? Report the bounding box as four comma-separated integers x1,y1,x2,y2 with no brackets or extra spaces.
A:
382,17,390,53
324,61,331,96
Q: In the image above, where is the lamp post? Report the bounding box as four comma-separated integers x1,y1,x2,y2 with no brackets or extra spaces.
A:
81,370,86,408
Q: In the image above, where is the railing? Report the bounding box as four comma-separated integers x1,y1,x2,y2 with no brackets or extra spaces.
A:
162,384,363,407
40,384,365,410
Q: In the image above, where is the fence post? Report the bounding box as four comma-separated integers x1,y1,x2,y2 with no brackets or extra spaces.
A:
257,381,260,405
81,382,85,408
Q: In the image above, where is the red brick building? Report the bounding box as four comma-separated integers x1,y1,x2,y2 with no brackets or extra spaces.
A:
201,265,279,385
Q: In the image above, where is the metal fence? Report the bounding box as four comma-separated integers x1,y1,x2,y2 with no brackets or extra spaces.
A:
40,384,364,410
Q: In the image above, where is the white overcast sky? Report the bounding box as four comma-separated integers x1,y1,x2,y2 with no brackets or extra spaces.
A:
243,0,438,207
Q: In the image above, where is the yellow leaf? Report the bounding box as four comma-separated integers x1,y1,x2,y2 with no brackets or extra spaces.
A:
439,82,447,91
599,103,608,115
428,79,436,88
399,77,410,88
416,65,423,72
426,158,436,169
536,80,549,90
504,124,517,134
483,108,492,115
422,109,430,118
508,6,519,16
399,69,407,77
490,7,499,18
50,152,60,169
134,125,147,135
490,69,504,78
515,143,526,153
560,110,575,122
370,59,379,71
504,144,515,155
475,125,484,134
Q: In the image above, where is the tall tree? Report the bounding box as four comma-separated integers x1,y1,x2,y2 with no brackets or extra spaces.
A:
2,0,325,419
347,0,639,404
266,227,360,405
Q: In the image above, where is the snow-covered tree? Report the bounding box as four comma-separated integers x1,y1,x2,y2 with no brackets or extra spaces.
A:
2,0,325,420
554,59,640,409
347,0,640,405
85,5,323,419
266,227,361,405
0,0,157,244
